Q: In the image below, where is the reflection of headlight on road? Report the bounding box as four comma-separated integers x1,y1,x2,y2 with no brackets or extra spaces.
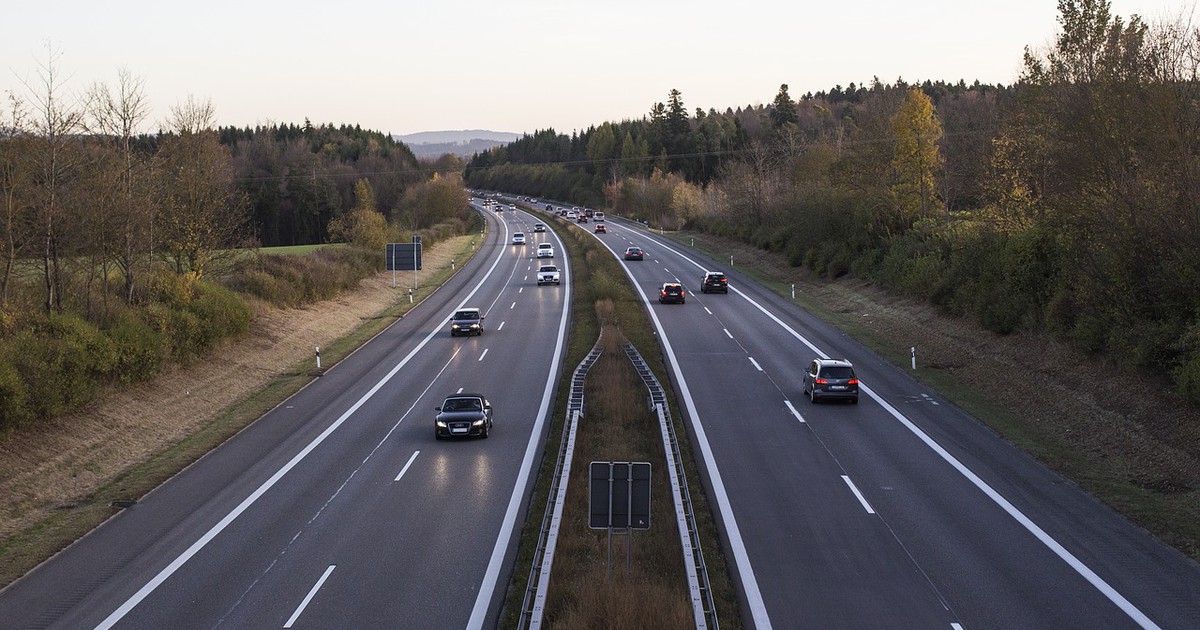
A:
436,421,448,428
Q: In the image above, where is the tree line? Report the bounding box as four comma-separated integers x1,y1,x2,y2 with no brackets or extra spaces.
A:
0,50,474,430
467,0,1200,405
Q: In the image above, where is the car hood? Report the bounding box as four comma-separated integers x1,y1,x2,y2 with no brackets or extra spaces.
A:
437,410,487,422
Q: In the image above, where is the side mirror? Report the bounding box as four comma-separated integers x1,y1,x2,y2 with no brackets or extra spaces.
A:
434,406,442,412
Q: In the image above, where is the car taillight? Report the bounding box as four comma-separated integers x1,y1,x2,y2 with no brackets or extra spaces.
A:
815,378,828,384
848,379,859,385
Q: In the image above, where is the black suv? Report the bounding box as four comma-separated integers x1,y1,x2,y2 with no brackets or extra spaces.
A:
659,282,686,304
701,271,728,293
802,359,859,404
435,394,493,439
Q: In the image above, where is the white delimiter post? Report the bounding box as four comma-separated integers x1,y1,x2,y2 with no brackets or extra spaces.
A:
911,346,917,370
315,347,321,369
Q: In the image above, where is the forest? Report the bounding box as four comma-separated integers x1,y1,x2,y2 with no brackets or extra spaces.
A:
466,0,1200,405
0,64,473,430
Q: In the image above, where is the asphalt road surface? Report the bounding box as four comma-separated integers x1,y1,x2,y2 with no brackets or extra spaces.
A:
0,201,569,629
569,211,1200,630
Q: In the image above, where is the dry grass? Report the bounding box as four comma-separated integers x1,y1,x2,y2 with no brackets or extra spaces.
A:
0,234,483,585
541,327,692,629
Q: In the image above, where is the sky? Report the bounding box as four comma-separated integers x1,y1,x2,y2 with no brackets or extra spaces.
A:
2,1,1193,137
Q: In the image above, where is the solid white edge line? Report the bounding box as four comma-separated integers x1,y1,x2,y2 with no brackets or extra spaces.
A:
723,328,733,339
529,410,581,628
638,231,1162,630
784,400,805,423
283,564,335,628
841,475,876,514
467,226,572,629
748,357,763,371
95,214,513,630
478,348,489,362
393,451,421,482
589,234,773,629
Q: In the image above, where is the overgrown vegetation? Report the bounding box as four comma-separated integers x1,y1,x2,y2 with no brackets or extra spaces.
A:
0,53,475,431
467,0,1200,406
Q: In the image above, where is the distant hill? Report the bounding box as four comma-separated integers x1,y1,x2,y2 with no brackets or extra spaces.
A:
395,130,520,158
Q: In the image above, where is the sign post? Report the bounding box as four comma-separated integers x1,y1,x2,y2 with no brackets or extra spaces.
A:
589,461,651,575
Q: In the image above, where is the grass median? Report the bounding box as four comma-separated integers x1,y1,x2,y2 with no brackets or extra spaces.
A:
500,211,740,628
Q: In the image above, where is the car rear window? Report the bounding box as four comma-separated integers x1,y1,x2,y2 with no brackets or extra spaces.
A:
820,366,855,379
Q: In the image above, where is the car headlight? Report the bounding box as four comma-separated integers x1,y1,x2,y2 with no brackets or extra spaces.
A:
472,419,485,426
436,420,448,428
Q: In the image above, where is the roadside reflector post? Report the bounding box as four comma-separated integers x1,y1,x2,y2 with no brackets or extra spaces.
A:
911,346,917,370
791,284,795,300
690,237,694,247
730,255,734,267
315,347,321,369
408,288,414,303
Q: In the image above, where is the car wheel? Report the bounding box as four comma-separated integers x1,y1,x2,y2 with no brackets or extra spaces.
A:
435,430,443,440
481,423,490,439
810,389,819,404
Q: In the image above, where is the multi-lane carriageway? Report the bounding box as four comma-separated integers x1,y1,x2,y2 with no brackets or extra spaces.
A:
1,197,1199,628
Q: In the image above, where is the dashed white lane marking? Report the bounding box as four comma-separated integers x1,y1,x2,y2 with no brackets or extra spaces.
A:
519,287,524,293
478,348,489,362
784,400,805,423
841,475,876,514
510,301,516,309
284,565,336,628
498,322,505,330
705,307,713,315
748,357,763,371
456,387,464,394
724,328,733,339
394,451,420,482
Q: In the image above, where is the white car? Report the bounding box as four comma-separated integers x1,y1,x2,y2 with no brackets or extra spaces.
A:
566,211,578,220
537,264,560,285
512,232,526,245
536,243,554,258
533,223,546,232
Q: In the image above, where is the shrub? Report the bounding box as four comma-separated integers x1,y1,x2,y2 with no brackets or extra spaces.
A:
106,312,164,384
0,357,31,431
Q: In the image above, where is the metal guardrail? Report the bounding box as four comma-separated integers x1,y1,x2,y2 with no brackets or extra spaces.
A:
518,337,603,629
625,342,720,630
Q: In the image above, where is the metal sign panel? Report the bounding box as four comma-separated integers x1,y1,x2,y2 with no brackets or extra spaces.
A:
589,461,651,530
386,243,422,271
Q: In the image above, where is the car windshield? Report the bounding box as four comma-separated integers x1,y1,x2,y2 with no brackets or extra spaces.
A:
443,398,482,412
454,310,479,320
820,366,855,379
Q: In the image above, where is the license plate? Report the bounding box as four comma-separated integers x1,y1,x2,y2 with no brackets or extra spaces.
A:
829,385,846,391
451,428,468,434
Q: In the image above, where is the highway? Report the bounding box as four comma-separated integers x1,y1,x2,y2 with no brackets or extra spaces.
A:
0,201,569,629
555,209,1200,629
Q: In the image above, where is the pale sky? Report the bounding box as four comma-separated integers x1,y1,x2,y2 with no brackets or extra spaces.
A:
2,1,1192,137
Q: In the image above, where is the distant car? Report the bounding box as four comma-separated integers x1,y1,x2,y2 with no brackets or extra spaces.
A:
700,271,728,293
512,232,526,245
559,209,569,216
435,393,493,439
545,204,554,212
537,264,561,285
576,214,588,223
594,211,606,221
566,211,578,219
536,243,555,258
624,247,644,261
531,198,539,204
494,205,504,212
449,307,484,336
533,223,546,232
584,209,594,218
659,282,686,304
594,223,606,233
802,358,860,404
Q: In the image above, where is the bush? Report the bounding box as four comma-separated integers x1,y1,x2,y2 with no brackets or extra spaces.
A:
0,358,31,431
106,312,164,384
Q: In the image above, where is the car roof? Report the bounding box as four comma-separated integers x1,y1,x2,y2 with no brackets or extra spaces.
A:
814,358,854,367
444,393,486,400
662,282,682,287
